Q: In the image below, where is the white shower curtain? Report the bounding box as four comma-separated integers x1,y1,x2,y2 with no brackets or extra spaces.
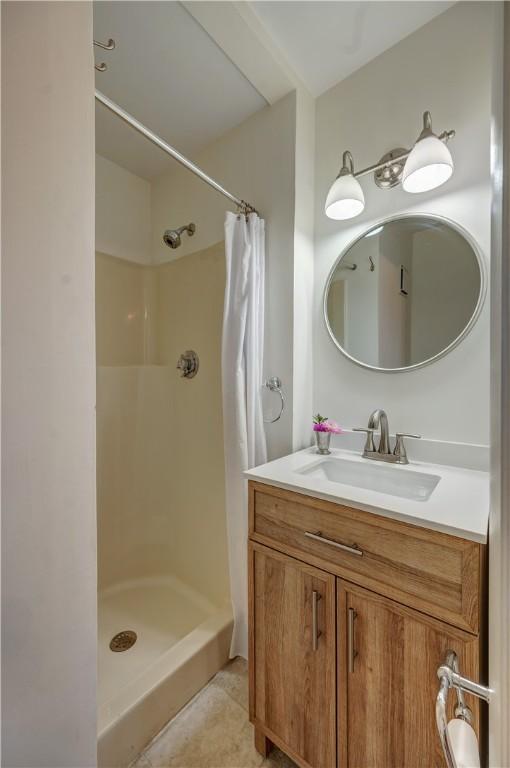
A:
222,211,267,659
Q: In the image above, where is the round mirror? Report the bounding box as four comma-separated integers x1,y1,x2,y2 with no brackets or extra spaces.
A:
324,215,485,372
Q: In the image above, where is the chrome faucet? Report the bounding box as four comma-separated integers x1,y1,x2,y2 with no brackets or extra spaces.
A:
368,409,390,454
354,409,421,465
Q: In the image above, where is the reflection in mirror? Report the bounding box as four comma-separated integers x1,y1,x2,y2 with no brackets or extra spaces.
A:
325,216,484,371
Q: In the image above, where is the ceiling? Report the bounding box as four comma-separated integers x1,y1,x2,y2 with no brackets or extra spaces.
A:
94,2,266,179
94,1,454,179
251,1,454,97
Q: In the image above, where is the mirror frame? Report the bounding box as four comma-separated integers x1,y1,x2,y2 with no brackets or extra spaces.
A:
323,213,487,373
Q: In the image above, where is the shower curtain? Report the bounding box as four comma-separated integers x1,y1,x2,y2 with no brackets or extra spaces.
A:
222,211,267,659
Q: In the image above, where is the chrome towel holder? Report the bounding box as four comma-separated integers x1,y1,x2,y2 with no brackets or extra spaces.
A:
263,377,284,423
436,650,493,768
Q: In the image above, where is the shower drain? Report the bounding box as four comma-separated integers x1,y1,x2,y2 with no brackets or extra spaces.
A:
109,630,137,652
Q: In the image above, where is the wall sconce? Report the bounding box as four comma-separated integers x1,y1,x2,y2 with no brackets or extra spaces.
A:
325,111,455,220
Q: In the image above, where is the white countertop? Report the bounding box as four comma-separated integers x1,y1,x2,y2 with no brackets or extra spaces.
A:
244,447,489,544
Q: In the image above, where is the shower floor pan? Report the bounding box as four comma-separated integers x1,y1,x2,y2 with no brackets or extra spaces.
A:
98,575,233,768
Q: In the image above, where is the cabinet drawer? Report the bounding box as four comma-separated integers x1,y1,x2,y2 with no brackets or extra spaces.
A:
249,482,483,633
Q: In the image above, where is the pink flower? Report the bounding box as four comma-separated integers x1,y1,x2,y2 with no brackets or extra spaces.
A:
312,420,344,434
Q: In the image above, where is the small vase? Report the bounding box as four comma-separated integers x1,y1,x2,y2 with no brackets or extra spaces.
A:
315,431,331,455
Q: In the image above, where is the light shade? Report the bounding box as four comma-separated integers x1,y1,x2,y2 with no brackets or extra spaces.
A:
325,173,365,220
402,135,453,193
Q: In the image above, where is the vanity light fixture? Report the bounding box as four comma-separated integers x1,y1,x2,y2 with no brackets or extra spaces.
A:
325,111,455,220
402,111,454,193
325,151,365,220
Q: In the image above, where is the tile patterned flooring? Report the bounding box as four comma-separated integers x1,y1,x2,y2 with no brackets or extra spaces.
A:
132,658,296,768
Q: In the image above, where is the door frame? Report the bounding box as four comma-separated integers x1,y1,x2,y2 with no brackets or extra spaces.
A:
489,3,510,765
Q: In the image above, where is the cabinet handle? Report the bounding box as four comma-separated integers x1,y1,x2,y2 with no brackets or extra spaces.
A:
312,590,322,651
348,607,358,673
305,530,363,557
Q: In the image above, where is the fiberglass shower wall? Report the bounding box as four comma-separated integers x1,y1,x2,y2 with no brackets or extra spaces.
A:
95,155,230,610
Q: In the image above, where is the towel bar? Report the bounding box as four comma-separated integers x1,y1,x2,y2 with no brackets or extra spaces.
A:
436,650,493,768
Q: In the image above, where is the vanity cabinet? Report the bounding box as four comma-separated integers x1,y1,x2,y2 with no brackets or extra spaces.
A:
248,481,486,768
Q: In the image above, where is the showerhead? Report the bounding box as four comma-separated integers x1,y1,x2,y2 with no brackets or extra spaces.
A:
163,222,196,249
163,230,181,249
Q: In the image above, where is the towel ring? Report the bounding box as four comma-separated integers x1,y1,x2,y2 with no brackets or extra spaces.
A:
263,377,284,424
436,650,493,768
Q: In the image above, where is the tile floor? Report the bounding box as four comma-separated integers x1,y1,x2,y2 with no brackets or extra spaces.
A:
131,658,296,768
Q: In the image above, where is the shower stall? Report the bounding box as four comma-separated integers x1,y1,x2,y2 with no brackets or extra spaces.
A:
94,94,260,766
96,237,233,766
94,54,266,757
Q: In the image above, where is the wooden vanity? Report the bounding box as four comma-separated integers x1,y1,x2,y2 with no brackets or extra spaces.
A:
248,480,486,768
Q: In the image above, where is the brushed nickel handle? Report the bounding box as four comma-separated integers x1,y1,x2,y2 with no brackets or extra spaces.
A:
348,607,358,673
305,530,363,557
353,427,376,452
312,590,322,651
393,432,421,464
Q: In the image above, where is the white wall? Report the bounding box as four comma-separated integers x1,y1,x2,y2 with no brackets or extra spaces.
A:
151,93,297,458
96,154,151,264
292,88,315,450
314,2,493,445
2,3,97,766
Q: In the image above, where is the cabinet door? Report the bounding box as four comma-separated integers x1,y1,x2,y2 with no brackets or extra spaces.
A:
338,581,481,768
249,542,336,768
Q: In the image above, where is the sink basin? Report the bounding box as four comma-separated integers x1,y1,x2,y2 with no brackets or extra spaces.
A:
296,457,440,502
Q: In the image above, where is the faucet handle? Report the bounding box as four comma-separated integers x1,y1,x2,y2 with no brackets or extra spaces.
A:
394,433,421,464
353,427,376,453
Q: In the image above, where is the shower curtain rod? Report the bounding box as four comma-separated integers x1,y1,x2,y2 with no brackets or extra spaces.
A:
95,89,257,215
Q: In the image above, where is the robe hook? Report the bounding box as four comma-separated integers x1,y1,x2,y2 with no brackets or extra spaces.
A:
94,38,115,72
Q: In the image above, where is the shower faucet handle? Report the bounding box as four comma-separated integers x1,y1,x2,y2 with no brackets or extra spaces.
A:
176,350,199,379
